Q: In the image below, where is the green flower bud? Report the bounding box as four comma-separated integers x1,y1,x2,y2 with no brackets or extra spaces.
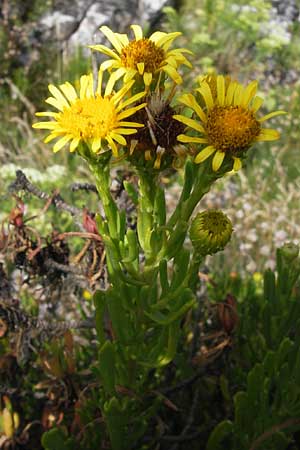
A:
280,242,299,263
190,210,233,256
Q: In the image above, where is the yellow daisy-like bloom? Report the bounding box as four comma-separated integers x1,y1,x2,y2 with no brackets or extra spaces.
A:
32,72,146,156
89,24,192,88
174,75,286,172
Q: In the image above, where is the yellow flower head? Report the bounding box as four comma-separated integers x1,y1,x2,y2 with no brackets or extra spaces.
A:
174,75,286,172
32,72,146,156
89,24,192,88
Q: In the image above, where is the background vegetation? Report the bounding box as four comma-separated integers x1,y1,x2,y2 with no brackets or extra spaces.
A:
1,0,300,448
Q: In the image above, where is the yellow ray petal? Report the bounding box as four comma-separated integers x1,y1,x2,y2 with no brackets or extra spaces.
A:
225,82,237,106
100,59,118,73
48,84,69,107
233,157,242,171
115,91,146,111
173,115,205,133
124,68,137,83
212,150,225,171
179,94,207,123
241,80,258,107
44,132,61,143
110,132,127,145
79,75,90,99
45,96,65,111
70,137,81,152
157,32,181,50
233,85,243,106
258,110,287,122
256,129,280,141
86,73,94,98
113,67,127,81
162,65,182,84
96,69,103,96
217,75,225,106
106,136,119,157
164,56,178,68
91,137,102,153
172,54,192,68
149,31,168,45
100,26,124,53
197,82,214,109
117,104,146,120
59,82,78,103
131,24,143,40
118,121,144,128
35,111,58,118
111,80,135,104
116,33,129,46
32,121,58,130
251,96,264,112
177,134,208,144
105,74,117,96
143,72,153,87
194,146,216,164
168,48,193,55
113,128,138,135
53,135,72,153
137,62,145,75
89,44,121,60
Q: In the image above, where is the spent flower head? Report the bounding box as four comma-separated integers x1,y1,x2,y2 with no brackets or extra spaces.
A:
127,91,188,170
32,71,146,156
174,74,286,172
90,24,192,88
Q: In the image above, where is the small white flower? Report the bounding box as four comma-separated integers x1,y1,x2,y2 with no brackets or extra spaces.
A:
243,202,252,212
274,230,287,242
247,231,258,243
260,245,270,256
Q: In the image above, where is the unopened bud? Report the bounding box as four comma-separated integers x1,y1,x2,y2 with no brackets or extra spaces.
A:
190,210,233,255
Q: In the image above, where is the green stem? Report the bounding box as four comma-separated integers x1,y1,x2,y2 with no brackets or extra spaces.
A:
89,160,119,240
136,168,158,260
180,162,218,222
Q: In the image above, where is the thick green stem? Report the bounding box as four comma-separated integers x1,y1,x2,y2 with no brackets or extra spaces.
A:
136,168,158,261
89,160,119,240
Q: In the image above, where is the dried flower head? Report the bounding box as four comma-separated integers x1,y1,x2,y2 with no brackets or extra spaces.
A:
127,92,187,169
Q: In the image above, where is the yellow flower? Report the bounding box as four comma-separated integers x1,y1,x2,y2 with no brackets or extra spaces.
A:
174,75,286,172
32,72,146,156
89,24,192,87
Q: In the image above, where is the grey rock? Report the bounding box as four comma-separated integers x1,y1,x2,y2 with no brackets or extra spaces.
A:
40,0,169,54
